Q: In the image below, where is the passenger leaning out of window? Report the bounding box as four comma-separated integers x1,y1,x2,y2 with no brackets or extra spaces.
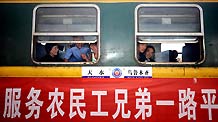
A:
137,42,147,62
144,45,155,62
90,42,98,62
64,36,91,62
40,43,63,62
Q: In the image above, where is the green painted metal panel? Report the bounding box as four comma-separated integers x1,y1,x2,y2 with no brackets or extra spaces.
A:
0,3,218,66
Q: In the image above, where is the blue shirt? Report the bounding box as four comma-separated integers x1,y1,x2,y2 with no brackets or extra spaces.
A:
64,46,90,62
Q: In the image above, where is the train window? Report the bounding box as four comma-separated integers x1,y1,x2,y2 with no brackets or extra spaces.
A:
135,4,205,65
31,4,100,64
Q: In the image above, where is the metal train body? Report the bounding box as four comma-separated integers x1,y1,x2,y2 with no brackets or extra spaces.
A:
1,1,218,122
0,1,218,67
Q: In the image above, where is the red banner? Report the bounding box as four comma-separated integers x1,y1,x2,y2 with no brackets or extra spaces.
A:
0,78,218,122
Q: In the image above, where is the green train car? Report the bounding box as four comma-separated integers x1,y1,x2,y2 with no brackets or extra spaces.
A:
0,1,218,122
0,1,218,67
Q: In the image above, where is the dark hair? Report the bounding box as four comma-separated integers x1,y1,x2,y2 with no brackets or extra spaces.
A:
90,42,97,45
145,45,155,53
73,36,84,41
45,43,58,54
137,42,140,46
137,42,146,47
169,50,178,62
172,50,178,58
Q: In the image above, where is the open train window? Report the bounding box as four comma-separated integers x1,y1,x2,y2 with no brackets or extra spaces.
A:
31,4,100,64
135,4,205,65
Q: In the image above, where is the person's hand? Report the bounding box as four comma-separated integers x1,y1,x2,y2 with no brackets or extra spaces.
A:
91,45,98,52
81,54,89,61
64,58,68,62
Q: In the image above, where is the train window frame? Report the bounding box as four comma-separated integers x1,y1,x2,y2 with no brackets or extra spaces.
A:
31,4,100,65
135,4,205,65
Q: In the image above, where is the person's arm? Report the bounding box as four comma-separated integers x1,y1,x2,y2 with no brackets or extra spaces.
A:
81,54,90,62
81,48,91,62
92,45,98,59
88,48,92,61
64,48,73,62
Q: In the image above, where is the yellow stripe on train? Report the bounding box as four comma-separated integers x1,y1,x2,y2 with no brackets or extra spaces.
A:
0,67,81,77
0,67,218,78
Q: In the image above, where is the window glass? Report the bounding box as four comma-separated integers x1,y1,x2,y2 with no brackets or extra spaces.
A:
35,7,97,32
138,7,201,32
